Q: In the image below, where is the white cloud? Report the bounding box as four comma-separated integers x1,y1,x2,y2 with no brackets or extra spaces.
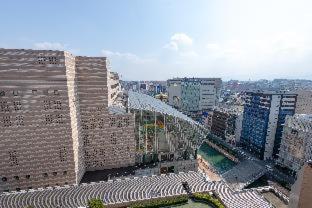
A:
100,32,312,81
34,42,67,50
33,42,80,54
163,33,193,51
101,50,154,64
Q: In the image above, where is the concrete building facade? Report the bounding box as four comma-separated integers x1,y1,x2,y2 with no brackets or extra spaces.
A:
209,107,242,145
277,114,312,173
295,90,312,114
0,49,135,192
289,161,312,208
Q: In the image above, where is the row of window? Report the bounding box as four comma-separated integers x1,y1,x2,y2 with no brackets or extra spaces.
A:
44,100,62,110
0,100,62,113
0,89,60,97
81,117,131,130
0,101,22,112
109,117,130,127
37,56,59,65
2,115,24,127
1,171,68,183
45,114,64,124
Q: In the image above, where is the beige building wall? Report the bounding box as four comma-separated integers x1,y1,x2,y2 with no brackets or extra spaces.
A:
296,90,312,114
289,162,312,208
278,115,312,173
0,49,79,192
107,71,121,106
76,57,135,171
0,49,136,192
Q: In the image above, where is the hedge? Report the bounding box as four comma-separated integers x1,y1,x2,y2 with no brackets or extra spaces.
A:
87,198,105,208
193,193,225,208
129,195,188,208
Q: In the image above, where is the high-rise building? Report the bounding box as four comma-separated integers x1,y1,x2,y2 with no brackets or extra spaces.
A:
240,91,297,160
289,161,312,208
295,90,312,114
277,114,312,174
167,78,222,119
0,48,135,192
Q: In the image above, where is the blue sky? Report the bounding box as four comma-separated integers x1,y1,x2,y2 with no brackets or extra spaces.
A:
1,0,312,81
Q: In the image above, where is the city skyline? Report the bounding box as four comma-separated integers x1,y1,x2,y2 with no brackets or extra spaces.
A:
1,0,312,81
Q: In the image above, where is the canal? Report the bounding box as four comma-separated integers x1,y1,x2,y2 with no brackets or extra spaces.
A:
198,142,237,174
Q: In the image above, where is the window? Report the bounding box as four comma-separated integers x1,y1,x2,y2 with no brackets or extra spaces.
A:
16,115,24,126
55,114,63,124
45,114,53,124
63,171,67,175
98,118,104,129
90,117,96,129
16,188,20,191
0,91,5,97
110,133,117,145
110,117,116,127
54,100,62,110
32,90,37,94
3,116,12,127
2,177,7,182
52,172,57,176
14,176,19,180
59,147,68,162
117,119,123,128
43,173,48,177
0,101,9,112
13,101,22,111
9,151,18,166
25,175,30,179
13,90,19,96
43,100,51,110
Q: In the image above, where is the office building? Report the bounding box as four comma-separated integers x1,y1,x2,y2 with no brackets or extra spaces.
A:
278,114,312,173
167,78,222,119
240,91,297,160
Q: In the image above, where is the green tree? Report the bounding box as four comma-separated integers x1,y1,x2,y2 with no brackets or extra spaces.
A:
87,198,105,208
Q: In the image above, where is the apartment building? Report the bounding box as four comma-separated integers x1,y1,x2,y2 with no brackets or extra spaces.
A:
240,91,297,160
167,78,221,119
278,114,312,173
289,161,312,208
0,48,135,192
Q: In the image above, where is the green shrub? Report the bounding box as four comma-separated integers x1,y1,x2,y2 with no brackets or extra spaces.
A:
193,193,225,208
130,195,188,208
87,198,105,208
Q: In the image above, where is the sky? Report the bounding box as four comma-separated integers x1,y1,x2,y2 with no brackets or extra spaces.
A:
1,0,312,81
